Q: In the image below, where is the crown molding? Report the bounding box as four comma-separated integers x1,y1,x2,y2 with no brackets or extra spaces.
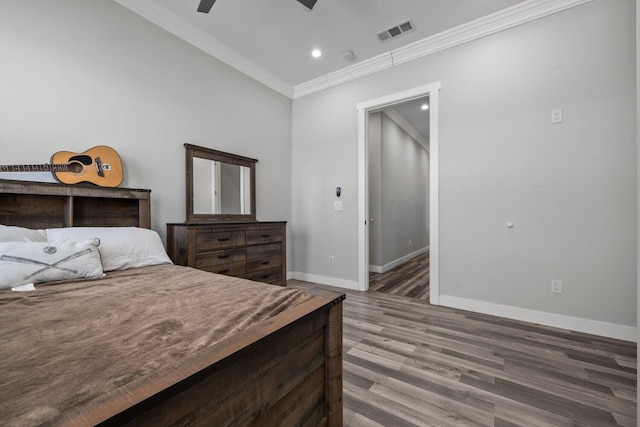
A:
113,0,293,98
113,0,591,101
292,0,592,99
293,53,394,99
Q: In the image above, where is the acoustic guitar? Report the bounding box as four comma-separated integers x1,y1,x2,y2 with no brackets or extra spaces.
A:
0,146,123,187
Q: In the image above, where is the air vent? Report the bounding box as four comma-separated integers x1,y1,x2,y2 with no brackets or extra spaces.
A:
376,19,415,43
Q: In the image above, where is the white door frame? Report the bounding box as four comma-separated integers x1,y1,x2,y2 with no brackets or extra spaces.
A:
356,82,441,305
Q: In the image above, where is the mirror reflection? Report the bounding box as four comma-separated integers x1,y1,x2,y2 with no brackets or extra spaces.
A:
185,143,257,222
193,158,252,215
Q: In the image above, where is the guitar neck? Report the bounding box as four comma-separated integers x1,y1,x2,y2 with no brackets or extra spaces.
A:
0,164,71,173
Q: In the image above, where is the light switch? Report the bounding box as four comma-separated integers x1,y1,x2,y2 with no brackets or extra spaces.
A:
334,201,343,211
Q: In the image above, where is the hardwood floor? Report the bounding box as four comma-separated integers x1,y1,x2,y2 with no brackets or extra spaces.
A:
369,253,430,301
288,280,637,427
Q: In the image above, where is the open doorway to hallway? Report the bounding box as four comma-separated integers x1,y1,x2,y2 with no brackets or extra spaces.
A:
367,96,431,301
356,81,440,304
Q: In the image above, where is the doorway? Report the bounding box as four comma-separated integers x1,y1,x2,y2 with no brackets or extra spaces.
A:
356,82,440,305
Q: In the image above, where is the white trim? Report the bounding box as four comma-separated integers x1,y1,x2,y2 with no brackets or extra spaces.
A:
357,82,440,303
369,246,429,274
289,272,359,291
114,0,591,100
292,0,591,99
294,53,394,99
391,0,591,66
439,295,637,342
112,0,292,98
357,107,369,292
428,90,439,305
369,265,383,274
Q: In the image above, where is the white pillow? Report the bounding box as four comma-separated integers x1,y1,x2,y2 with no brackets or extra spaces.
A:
0,225,47,242
45,227,172,272
0,239,104,289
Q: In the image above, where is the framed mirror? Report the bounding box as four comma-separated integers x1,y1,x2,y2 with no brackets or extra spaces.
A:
185,143,257,222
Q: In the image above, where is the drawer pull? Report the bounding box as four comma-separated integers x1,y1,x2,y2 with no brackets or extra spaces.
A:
217,238,230,242
260,261,270,265
218,269,230,274
260,234,271,238
218,255,230,259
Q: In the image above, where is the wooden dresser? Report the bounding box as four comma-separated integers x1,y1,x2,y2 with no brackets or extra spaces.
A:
166,221,286,286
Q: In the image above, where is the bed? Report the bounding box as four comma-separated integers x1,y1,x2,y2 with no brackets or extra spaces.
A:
0,179,344,426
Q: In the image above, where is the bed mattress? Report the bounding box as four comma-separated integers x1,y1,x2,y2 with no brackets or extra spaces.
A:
0,265,313,426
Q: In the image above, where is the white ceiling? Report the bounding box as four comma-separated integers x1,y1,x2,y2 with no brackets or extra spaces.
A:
113,0,580,141
118,0,527,91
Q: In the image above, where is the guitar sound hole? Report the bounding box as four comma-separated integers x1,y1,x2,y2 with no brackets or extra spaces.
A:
67,161,84,174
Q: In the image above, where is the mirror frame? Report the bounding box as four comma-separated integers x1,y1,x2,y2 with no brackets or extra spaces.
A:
185,143,257,222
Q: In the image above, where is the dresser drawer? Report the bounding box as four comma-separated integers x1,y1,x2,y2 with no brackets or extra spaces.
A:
196,248,246,269
246,243,282,273
246,267,283,286
198,260,246,277
196,230,245,251
167,221,285,286
246,242,282,259
246,228,283,245
246,255,282,272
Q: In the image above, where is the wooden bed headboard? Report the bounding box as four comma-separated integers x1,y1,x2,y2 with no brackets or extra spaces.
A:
0,179,151,229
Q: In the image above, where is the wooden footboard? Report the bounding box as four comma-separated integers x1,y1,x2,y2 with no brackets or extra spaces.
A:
62,291,344,427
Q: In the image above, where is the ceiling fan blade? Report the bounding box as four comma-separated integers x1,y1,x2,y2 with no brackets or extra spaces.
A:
297,0,318,10
197,0,216,13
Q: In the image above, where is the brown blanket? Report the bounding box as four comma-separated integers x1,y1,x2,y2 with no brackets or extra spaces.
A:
0,265,313,426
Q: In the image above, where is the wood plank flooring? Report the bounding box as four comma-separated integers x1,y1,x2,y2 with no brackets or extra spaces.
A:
288,280,637,427
369,253,429,301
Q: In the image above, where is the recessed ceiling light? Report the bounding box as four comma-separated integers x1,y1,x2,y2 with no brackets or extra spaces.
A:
421,104,429,110
311,49,322,58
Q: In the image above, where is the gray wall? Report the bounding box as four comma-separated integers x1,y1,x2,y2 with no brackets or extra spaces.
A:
368,112,429,271
291,0,637,329
0,0,293,243
380,113,429,266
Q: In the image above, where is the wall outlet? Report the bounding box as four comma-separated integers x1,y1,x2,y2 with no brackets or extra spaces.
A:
408,239,412,246
551,109,563,124
551,279,562,294
329,255,335,265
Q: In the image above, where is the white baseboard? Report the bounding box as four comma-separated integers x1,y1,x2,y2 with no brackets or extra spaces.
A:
439,295,637,342
369,246,429,273
289,271,359,291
